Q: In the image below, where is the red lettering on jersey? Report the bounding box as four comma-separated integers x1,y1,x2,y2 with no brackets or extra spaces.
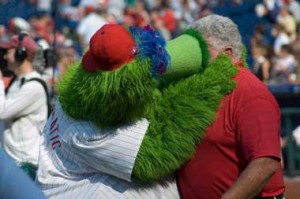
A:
50,117,58,133
52,140,61,149
49,109,61,150
50,126,59,135
50,135,59,141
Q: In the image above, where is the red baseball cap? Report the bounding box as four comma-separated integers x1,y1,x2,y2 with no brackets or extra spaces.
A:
82,24,138,72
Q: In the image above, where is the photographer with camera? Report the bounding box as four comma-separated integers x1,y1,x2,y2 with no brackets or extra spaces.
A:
0,32,48,179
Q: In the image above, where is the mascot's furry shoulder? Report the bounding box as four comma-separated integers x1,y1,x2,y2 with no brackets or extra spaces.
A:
57,24,239,183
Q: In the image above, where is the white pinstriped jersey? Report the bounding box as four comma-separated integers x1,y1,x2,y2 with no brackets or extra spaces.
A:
36,101,179,198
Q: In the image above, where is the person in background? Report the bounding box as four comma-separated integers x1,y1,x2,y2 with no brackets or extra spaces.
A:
176,15,285,199
276,5,297,41
272,23,290,55
76,6,108,51
271,44,298,84
252,46,271,84
0,32,48,179
285,0,300,24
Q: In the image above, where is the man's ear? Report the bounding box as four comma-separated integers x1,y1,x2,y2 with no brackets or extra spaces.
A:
224,48,233,56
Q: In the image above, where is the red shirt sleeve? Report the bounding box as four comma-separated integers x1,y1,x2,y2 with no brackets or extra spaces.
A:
236,96,281,162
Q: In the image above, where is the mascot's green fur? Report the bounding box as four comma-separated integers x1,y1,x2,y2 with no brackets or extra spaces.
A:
58,24,239,183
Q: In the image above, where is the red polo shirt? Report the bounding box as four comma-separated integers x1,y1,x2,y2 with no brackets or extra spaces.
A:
176,67,285,199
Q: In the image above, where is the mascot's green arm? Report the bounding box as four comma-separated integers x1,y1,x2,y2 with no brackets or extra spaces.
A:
132,54,239,183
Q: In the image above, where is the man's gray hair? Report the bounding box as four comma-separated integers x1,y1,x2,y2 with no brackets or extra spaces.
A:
189,15,243,59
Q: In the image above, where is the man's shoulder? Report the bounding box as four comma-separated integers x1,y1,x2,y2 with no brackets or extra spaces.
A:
22,72,45,87
233,67,276,102
235,68,268,90
21,77,46,93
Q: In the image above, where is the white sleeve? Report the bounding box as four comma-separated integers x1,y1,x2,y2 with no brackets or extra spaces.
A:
0,81,46,120
70,119,149,182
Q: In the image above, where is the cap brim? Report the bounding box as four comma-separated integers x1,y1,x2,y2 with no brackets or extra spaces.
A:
82,50,101,73
82,50,127,72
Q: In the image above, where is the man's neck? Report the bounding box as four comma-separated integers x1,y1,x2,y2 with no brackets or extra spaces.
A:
14,60,34,76
234,59,244,68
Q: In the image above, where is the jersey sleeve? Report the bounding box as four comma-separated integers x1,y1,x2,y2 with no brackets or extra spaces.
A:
70,119,149,182
236,96,281,162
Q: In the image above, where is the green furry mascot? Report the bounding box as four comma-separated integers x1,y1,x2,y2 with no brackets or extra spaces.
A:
36,24,239,198
58,24,238,182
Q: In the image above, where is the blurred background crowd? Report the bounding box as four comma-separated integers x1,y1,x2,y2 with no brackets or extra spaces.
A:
1,0,300,175
1,0,300,91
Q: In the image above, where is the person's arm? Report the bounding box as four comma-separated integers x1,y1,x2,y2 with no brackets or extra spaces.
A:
0,81,46,120
222,157,280,199
225,93,282,199
262,59,270,84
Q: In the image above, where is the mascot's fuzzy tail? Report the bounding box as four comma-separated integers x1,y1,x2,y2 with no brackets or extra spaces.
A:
58,24,239,183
